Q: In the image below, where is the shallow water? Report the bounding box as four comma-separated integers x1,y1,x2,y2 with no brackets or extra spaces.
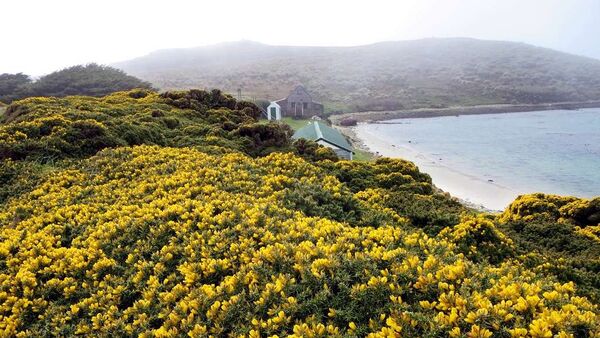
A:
358,108,600,199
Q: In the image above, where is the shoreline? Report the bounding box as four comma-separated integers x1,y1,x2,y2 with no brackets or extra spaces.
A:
330,100,600,123
344,127,525,213
346,124,525,212
333,102,600,211
335,126,514,213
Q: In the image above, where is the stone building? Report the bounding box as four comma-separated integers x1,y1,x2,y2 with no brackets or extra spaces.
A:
268,85,324,119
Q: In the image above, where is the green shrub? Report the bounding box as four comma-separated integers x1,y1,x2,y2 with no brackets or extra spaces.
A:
234,123,294,156
560,198,600,226
501,193,600,226
0,64,152,104
293,139,339,162
440,215,515,264
0,89,268,162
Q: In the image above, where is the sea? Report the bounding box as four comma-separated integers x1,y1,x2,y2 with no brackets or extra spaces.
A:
356,108,600,200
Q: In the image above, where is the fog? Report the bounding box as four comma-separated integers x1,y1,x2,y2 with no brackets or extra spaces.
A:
2,0,599,75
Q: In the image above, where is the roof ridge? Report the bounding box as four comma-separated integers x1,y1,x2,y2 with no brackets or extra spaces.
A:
291,121,352,153
314,121,323,139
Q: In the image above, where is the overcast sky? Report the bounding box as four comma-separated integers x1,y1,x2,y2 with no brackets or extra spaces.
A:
2,0,600,75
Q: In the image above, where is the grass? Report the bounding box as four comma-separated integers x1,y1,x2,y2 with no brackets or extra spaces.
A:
258,117,311,131
280,117,311,131
258,117,308,130
353,148,374,162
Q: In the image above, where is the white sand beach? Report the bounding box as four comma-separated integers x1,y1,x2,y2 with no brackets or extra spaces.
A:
353,125,526,211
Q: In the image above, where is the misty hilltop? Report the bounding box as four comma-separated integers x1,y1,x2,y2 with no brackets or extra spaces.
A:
115,38,600,112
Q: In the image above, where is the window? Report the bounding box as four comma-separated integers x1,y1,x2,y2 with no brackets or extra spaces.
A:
291,102,296,109
303,102,308,110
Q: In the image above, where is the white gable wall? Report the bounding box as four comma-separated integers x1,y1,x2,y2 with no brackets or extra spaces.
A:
267,102,281,120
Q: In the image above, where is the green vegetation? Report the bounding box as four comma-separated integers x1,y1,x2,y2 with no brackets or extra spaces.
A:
0,89,267,161
257,117,310,131
353,148,374,162
0,73,31,103
498,194,600,302
263,118,370,162
0,64,152,104
116,39,600,112
280,117,311,131
0,90,598,336
0,89,332,203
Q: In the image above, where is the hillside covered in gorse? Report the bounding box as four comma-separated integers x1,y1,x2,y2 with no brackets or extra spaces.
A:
0,90,599,337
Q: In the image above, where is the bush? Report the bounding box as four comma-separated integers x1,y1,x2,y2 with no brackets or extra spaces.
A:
560,197,600,226
0,73,32,103
293,139,338,162
0,159,56,204
1,64,153,103
440,215,514,264
1,146,598,336
0,89,266,162
0,89,600,336
234,122,293,156
160,88,237,112
339,118,358,126
501,193,599,226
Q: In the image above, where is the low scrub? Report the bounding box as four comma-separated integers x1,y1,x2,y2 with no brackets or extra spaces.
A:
0,91,598,336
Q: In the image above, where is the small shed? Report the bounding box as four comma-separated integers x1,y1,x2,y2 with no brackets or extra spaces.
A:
266,101,281,120
293,121,353,160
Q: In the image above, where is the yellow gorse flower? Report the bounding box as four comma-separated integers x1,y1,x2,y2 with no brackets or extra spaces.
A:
0,145,598,336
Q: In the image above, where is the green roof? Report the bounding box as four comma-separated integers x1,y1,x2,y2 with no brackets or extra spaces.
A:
292,121,353,152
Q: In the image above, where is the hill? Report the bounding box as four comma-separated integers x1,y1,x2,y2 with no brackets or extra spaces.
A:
115,39,600,112
0,64,153,104
0,91,599,336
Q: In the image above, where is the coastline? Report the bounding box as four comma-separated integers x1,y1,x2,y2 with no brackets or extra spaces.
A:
332,102,600,212
346,124,525,212
330,100,600,123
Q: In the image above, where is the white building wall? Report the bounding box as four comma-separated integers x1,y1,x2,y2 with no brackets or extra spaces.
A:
266,102,281,120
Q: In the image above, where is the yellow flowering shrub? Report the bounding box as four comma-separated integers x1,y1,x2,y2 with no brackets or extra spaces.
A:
560,198,600,227
1,90,599,336
575,225,600,244
498,193,600,303
439,215,514,263
0,146,598,336
323,159,465,234
0,89,272,161
501,193,599,226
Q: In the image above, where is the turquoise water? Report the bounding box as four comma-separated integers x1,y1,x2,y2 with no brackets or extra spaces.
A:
366,108,600,198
